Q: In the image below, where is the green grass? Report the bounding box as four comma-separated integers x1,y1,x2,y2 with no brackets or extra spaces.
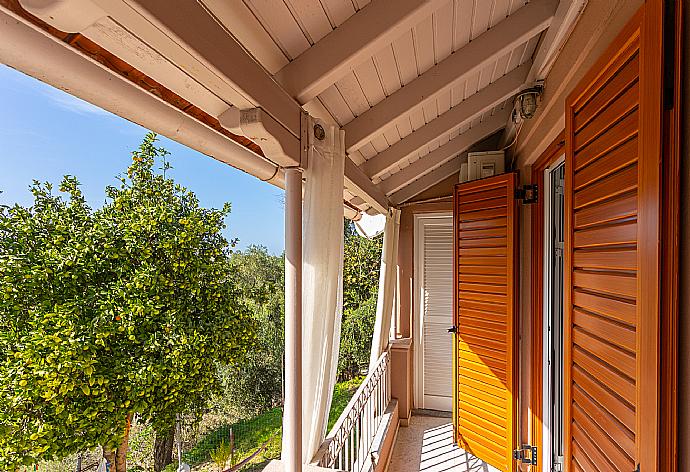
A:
327,376,363,431
184,377,364,471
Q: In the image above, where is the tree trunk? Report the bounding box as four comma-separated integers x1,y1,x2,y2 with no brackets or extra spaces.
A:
115,414,132,472
103,449,116,472
154,425,176,472
104,414,132,472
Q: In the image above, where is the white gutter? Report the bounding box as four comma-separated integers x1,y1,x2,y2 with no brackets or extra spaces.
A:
0,6,283,185
0,6,362,220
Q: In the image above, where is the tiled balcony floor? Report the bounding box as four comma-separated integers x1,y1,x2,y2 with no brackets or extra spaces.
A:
387,415,499,472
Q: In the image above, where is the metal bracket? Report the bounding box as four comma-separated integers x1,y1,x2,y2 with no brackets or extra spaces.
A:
447,326,457,333
513,445,537,466
515,184,538,204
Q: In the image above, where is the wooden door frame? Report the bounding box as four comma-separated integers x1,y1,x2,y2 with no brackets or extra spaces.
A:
529,132,566,471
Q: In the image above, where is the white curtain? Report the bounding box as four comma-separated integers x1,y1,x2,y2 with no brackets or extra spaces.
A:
297,119,345,463
369,208,401,370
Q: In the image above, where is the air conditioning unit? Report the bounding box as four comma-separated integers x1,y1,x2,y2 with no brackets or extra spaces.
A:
459,150,505,183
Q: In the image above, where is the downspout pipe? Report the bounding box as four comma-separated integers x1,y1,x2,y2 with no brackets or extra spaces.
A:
0,6,284,185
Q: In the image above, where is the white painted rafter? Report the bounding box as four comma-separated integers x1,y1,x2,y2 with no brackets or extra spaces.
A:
274,0,443,105
343,0,558,153
361,63,529,179
388,159,461,205
18,0,389,213
377,111,509,196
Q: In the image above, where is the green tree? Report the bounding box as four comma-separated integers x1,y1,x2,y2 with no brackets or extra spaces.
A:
215,246,284,419
0,134,255,472
338,222,382,379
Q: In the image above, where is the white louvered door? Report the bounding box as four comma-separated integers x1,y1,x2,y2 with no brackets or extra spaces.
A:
416,215,454,411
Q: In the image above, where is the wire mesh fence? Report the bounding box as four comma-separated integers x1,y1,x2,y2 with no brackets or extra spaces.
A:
177,408,283,472
21,407,283,472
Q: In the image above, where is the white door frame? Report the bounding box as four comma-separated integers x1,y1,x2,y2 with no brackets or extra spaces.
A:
413,212,453,411
542,155,565,472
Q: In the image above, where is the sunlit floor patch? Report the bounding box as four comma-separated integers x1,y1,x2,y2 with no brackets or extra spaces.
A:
388,415,499,472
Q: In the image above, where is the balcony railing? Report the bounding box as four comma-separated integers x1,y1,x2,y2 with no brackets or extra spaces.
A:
313,348,391,472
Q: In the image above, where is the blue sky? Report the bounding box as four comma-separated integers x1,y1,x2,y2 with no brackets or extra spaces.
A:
0,65,285,254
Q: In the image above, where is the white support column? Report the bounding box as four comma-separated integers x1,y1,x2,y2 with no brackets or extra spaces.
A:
284,168,303,472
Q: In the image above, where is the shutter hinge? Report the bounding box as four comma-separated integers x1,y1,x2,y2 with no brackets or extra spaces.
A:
515,184,538,204
513,445,537,466
447,326,457,333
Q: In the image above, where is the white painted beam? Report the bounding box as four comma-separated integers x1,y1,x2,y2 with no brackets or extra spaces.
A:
274,0,442,105
344,0,557,153
17,0,388,213
378,111,508,195
361,63,529,179
128,0,303,138
388,159,460,205
344,158,389,214
527,0,589,83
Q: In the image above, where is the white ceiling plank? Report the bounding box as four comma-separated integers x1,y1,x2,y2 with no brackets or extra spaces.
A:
490,0,512,27
244,0,311,59
320,0,356,26
284,0,333,44
353,58,386,106
335,73,371,117
359,143,378,160
374,45,402,97
392,30,418,86
360,61,528,178
422,100,439,126
433,1,454,63
453,0,473,50
201,0,288,74
395,117,414,140
388,158,460,205
382,127,401,147
527,0,588,82
413,16,435,74
410,109,426,131
470,0,493,40
343,0,556,152
436,89,451,116
319,84,356,124
274,0,444,104
378,112,507,195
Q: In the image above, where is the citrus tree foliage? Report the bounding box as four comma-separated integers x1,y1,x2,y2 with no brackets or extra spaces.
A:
214,246,284,419
339,222,382,379
0,133,255,471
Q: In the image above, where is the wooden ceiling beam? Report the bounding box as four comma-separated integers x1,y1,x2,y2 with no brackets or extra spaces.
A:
361,63,529,179
274,0,443,105
344,0,557,153
388,159,461,205
377,111,509,195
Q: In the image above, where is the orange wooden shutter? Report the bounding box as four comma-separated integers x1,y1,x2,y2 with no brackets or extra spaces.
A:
564,5,664,472
453,172,518,472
